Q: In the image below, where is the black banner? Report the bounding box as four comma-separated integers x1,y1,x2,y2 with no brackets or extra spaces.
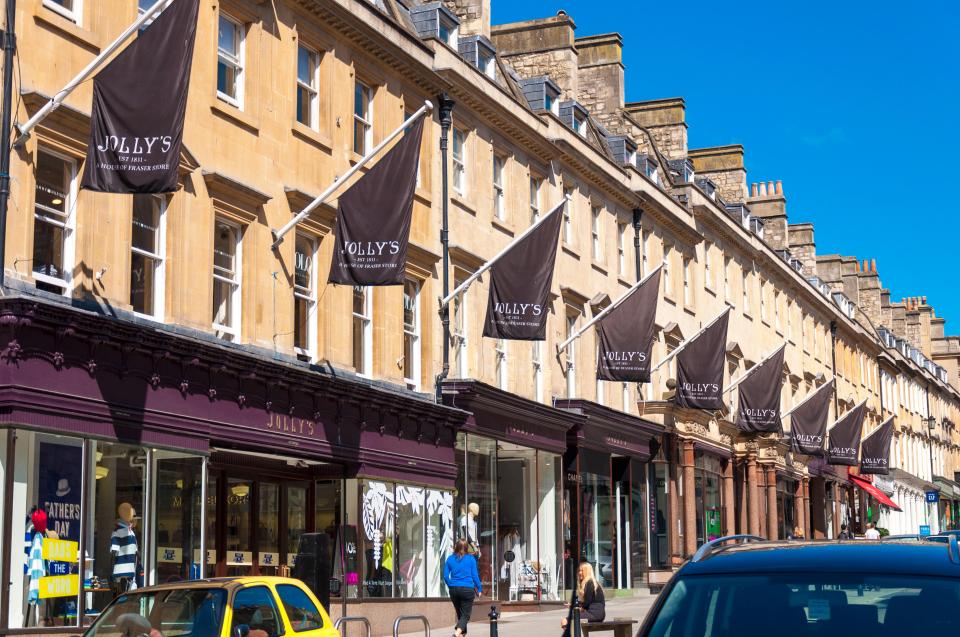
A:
789,379,835,456
674,310,730,410
596,270,661,382
329,117,424,286
826,401,867,466
860,417,894,475
736,346,786,433
482,205,564,340
81,0,199,193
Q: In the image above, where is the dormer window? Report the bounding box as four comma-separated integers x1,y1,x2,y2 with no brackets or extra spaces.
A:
559,100,590,138
606,135,638,168
409,2,460,47
459,35,498,81
519,76,561,114
639,154,660,185
667,158,695,184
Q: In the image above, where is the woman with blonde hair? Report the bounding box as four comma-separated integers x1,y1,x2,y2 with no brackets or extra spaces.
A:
560,561,606,636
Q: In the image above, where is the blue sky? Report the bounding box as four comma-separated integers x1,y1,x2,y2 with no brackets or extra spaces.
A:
492,1,960,334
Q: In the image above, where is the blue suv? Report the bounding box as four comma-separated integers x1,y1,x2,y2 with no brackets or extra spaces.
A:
635,534,960,636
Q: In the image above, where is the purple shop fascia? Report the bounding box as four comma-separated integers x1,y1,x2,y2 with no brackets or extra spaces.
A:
555,398,665,591
0,290,468,628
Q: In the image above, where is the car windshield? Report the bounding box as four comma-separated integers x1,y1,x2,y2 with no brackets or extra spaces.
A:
86,588,227,637
647,573,960,636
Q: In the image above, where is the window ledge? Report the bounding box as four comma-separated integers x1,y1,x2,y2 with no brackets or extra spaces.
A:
617,276,633,288
211,100,259,134
683,305,697,316
704,285,717,298
561,245,580,260
451,195,476,216
742,311,753,321
663,295,677,307
590,261,608,276
491,218,514,237
34,8,99,53
291,121,333,153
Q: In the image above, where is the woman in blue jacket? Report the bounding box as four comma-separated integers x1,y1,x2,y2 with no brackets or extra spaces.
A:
444,539,482,636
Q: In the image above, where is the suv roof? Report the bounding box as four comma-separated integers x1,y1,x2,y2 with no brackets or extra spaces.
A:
681,539,960,578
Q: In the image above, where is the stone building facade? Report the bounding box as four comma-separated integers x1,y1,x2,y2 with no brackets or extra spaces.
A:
0,0,959,634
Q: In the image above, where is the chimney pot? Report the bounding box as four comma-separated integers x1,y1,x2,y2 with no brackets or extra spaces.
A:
871,258,876,272
767,180,775,196
775,180,783,195
759,182,768,196
922,296,927,305
751,183,758,197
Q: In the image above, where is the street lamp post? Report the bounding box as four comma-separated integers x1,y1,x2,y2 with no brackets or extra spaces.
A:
924,414,937,533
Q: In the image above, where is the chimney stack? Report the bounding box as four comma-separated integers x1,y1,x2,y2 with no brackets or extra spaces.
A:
443,0,491,37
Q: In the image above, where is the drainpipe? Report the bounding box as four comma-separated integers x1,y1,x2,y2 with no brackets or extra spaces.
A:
0,0,18,288
829,320,839,417
925,386,936,532
435,93,455,402
632,206,643,281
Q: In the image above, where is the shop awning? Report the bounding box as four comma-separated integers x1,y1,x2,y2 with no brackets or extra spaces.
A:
851,474,902,511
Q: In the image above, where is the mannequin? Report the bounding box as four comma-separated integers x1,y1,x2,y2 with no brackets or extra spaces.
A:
25,509,57,627
458,503,479,549
110,503,139,596
500,526,523,600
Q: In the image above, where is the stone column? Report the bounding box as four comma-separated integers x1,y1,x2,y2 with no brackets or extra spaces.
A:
667,436,680,564
747,453,761,536
802,478,811,539
738,459,748,534
833,482,843,537
766,466,778,540
810,477,827,539
793,479,805,538
722,458,736,535
682,439,697,556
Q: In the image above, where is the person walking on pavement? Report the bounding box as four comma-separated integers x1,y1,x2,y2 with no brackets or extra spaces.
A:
560,562,606,637
838,523,852,540
864,522,881,540
444,539,482,637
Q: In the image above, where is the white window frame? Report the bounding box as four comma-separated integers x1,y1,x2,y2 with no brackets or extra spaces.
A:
293,233,318,359
723,256,731,303
495,338,508,390
529,176,541,223
352,286,373,376
566,313,578,399
774,290,782,331
663,243,672,296
683,256,692,306
137,0,170,29
217,13,245,108
641,229,649,276
532,342,544,402
703,242,713,290
452,127,466,195
130,195,167,321
437,14,458,47
43,0,82,24
453,280,469,378
296,43,320,129
622,382,631,412
741,268,750,315
492,154,505,220
403,279,422,391
354,80,374,155
591,205,602,262
760,279,768,321
33,148,77,297
617,222,627,276
563,187,574,245
212,218,242,341
573,113,587,137
478,50,496,80
596,376,605,405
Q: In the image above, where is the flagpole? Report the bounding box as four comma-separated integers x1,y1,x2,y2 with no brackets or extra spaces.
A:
720,342,788,396
826,399,869,433
438,196,568,308
13,0,172,146
649,305,732,373
271,101,433,249
861,416,894,441
555,263,664,354
782,378,835,419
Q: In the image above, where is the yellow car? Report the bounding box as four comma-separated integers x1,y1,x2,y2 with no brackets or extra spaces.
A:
80,577,339,637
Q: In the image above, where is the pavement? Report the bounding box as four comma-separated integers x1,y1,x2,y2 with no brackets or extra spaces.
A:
397,592,659,637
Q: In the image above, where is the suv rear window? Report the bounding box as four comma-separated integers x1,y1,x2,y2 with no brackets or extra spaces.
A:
276,584,323,631
647,574,960,636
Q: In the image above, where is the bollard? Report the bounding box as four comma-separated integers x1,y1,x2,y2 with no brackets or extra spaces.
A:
488,605,500,637
572,590,582,637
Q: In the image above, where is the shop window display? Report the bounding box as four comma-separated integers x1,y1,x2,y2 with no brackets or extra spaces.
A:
358,480,453,599
694,453,724,546
455,434,497,594
629,463,648,587
258,483,281,575
580,465,614,588
535,450,563,600
152,454,203,584
225,478,253,576
649,463,669,570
